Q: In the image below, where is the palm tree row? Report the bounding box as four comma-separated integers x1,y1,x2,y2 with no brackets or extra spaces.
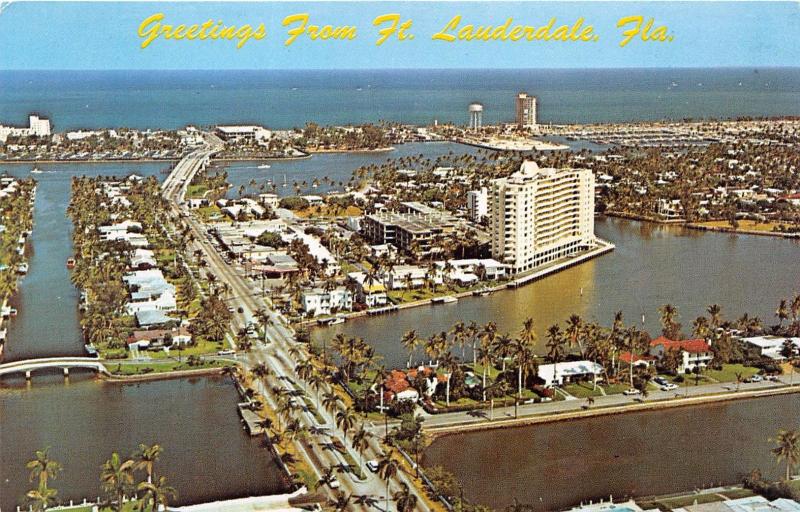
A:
23,444,174,512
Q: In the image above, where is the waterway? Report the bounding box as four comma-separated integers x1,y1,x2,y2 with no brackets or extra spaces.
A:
0,163,288,511
313,217,800,368
221,141,481,198
424,393,800,510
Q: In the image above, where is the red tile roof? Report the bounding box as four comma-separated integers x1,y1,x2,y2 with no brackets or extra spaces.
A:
384,370,411,394
650,336,710,353
619,351,655,363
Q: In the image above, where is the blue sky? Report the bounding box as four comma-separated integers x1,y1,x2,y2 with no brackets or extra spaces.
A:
0,2,797,69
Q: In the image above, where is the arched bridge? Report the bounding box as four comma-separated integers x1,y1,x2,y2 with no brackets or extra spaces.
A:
0,357,109,378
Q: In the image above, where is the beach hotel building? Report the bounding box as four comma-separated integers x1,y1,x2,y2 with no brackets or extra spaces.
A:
489,161,595,274
515,92,537,128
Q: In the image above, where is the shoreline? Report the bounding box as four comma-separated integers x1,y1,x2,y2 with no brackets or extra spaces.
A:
102,365,226,383
425,382,800,438
304,239,615,328
686,222,800,239
605,212,800,239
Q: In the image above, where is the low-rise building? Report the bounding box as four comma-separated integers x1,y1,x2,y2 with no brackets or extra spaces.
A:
741,335,800,360
537,360,603,388
300,287,353,317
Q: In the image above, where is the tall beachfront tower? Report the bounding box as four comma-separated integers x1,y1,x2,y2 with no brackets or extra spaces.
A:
468,103,483,131
489,161,595,274
515,92,537,128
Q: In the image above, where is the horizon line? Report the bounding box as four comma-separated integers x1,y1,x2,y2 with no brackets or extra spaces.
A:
2,65,800,72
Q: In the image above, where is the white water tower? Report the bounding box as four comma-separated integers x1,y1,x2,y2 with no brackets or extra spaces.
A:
468,103,483,131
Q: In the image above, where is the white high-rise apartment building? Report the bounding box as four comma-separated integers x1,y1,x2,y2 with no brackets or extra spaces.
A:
467,187,488,223
489,161,595,274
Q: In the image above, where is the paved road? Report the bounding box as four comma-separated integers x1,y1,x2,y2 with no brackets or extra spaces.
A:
163,138,429,511
413,373,799,432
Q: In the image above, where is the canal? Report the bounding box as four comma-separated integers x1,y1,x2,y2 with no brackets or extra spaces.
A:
313,217,800,368
0,163,288,511
424,393,800,510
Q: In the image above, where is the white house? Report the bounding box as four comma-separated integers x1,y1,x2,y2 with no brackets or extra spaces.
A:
300,287,353,317
537,360,603,388
741,335,800,360
649,336,713,373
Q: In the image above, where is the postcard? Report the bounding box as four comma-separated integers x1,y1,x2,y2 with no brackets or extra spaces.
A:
1,1,799,511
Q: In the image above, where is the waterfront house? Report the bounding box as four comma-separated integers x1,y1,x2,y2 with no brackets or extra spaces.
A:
300,287,353,317
134,309,176,328
127,326,192,350
648,336,713,373
537,360,603,388
346,272,389,307
741,335,800,360
383,369,421,403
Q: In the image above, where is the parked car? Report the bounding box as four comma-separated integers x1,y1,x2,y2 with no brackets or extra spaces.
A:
366,460,379,473
653,376,668,386
623,388,641,396
747,374,763,383
660,383,678,391
328,477,340,489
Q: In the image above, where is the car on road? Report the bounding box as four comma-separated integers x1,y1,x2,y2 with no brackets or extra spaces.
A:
366,460,379,473
623,388,641,396
660,383,679,391
653,376,668,386
746,374,763,383
217,349,235,356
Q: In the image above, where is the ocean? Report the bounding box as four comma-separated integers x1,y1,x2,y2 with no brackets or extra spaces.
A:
0,68,799,131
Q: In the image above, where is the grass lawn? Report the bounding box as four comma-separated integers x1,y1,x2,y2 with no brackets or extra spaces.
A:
697,219,790,233
434,397,480,408
604,383,634,395
562,382,605,398
704,364,760,383
194,205,223,223
144,339,224,360
109,359,225,375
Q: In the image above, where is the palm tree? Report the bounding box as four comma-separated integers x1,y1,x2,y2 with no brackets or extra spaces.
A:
336,409,357,440
26,485,58,512
351,426,374,468
772,429,800,480
377,450,401,512
133,444,162,484
393,482,418,512
777,299,790,329
27,448,62,492
137,475,177,512
513,338,538,398
322,391,342,415
401,329,420,368
565,314,585,358
706,304,722,329
659,303,680,339
100,452,135,512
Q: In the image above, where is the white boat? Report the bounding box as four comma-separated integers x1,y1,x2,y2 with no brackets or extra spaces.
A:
432,295,458,304
31,167,43,174
17,262,28,274
257,164,271,169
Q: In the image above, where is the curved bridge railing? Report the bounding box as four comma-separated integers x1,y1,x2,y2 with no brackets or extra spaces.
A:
0,357,109,377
